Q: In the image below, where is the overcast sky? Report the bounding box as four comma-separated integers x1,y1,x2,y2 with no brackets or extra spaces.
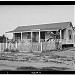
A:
0,5,74,39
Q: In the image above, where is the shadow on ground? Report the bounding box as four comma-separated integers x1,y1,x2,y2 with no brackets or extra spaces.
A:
15,66,70,71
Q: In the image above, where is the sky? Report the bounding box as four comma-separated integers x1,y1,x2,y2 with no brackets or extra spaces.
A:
0,5,74,39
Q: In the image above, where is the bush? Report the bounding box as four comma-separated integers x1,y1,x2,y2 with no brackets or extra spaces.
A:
11,49,19,53
4,48,10,52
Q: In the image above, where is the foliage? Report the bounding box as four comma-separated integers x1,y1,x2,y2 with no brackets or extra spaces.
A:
10,39,16,43
48,31,61,49
50,31,60,39
0,34,8,43
4,48,10,52
10,49,19,53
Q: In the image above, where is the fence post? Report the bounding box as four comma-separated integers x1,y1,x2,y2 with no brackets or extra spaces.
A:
6,42,7,49
0,43,1,52
41,42,42,52
16,41,17,49
10,42,11,50
0,43,2,52
6,36,7,49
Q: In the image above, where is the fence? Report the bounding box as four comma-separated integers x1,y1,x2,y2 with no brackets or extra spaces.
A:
0,39,62,52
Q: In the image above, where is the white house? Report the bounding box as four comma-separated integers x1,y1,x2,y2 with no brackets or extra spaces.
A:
6,22,74,48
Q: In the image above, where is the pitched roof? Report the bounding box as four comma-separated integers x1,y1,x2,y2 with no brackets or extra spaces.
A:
6,22,72,33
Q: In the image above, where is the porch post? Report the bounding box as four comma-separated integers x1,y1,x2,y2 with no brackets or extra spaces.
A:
60,29,62,42
13,33,15,40
39,30,40,43
41,42,42,52
21,32,22,41
16,41,17,49
5,34,7,49
31,31,32,42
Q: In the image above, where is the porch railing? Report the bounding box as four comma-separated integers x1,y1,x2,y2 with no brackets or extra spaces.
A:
59,39,73,44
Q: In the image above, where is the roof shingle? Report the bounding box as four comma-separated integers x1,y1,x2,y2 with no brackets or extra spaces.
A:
6,22,72,33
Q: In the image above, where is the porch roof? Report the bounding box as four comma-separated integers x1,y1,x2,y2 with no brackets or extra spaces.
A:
6,22,72,33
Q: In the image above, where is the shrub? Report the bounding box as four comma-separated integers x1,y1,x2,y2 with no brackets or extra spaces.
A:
15,49,19,53
10,49,19,53
4,48,10,52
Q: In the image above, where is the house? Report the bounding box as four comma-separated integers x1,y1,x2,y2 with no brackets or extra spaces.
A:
6,22,74,49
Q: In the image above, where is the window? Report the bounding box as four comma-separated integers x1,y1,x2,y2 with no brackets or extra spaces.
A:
68,30,72,39
15,33,21,41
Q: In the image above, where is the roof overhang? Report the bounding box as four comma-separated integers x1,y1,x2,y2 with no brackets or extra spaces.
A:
6,22,70,33
6,28,65,33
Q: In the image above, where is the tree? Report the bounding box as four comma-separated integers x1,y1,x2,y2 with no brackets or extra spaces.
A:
48,31,61,49
47,31,60,41
0,34,8,43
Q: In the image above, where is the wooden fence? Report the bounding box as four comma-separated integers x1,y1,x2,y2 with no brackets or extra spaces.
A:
0,40,62,52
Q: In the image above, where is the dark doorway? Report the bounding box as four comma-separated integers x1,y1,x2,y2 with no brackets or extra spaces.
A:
15,33,21,41
40,31,45,42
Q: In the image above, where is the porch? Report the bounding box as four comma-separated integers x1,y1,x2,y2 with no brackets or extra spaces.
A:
12,29,74,44
13,29,62,42
0,28,73,52
7,29,62,52
0,31,62,52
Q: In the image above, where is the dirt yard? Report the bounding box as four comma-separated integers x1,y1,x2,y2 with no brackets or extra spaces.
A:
0,47,75,71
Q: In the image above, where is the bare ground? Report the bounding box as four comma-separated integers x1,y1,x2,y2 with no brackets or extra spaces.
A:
0,47,75,71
